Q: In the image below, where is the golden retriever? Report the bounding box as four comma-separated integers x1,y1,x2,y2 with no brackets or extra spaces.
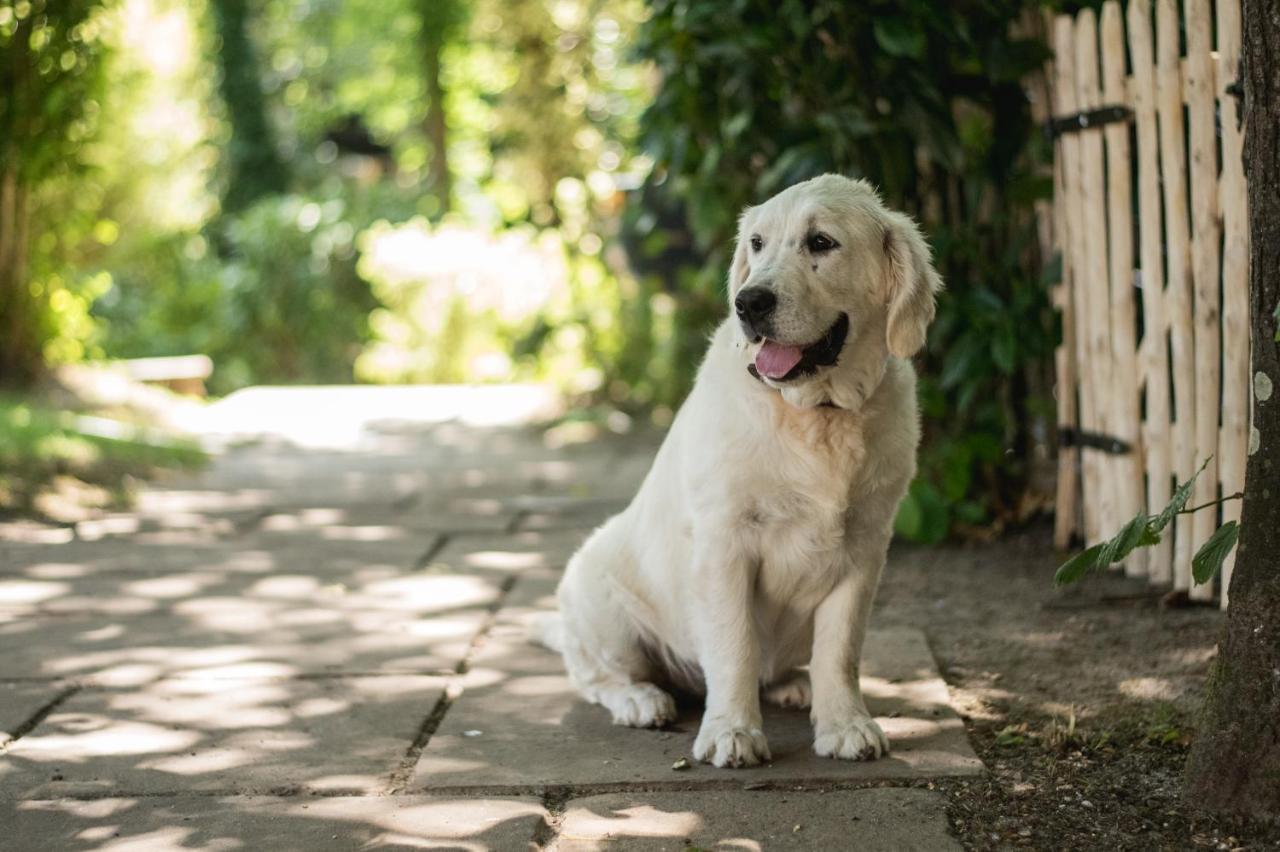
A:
538,174,943,767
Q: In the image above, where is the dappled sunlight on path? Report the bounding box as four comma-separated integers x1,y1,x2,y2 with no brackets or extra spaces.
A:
0,385,971,849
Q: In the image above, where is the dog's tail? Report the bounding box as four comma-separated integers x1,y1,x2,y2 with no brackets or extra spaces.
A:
529,611,565,653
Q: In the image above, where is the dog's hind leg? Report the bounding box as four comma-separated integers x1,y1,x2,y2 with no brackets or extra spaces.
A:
555,523,677,729
764,670,812,710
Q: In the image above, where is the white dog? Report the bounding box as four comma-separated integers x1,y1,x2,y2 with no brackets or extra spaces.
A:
538,174,942,767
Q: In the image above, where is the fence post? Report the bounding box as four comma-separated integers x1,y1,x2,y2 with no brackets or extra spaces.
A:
1126,0,1174,584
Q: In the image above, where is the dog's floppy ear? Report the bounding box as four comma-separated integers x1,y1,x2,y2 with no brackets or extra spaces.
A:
882,212,943,359
729,206,755,291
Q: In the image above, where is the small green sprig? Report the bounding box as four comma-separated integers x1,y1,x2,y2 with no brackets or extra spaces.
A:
1055,457,1241,587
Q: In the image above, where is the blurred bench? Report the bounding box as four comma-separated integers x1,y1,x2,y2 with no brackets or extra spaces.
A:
119,355,213,397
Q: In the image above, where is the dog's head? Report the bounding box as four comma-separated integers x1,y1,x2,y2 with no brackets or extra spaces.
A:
729,174,942,399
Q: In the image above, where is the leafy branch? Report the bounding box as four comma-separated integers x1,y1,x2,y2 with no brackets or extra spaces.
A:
1055,457,1241,587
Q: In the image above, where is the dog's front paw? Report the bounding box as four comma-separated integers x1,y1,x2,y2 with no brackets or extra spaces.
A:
693,719,771,768
814,715,889,761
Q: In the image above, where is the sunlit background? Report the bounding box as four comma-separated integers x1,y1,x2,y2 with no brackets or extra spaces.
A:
1,0,1058,541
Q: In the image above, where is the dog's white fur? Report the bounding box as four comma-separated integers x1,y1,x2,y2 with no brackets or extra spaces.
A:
540,174,942,767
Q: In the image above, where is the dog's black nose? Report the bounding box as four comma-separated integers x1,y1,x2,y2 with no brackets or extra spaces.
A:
734,287,776,324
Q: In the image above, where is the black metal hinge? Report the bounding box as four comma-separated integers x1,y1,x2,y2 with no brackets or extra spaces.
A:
1046,105,1134,140
1058,426,1132,455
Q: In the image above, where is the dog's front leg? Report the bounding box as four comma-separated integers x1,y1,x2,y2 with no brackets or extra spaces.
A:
809,545,890,761
689,527,771,768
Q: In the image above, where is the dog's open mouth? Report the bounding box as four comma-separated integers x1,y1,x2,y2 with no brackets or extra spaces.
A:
748,313,849,383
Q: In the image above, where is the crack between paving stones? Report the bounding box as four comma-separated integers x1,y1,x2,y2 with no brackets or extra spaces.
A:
391,488,422,512
383,573,520,794
0,684,81,755
413,533,449,570
530,788,572,850
397,776,956,799
3,776,948,804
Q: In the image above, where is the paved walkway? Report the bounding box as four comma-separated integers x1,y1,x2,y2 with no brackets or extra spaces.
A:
0,388,979,850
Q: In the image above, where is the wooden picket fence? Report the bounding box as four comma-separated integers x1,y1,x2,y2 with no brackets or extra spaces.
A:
1048,0,1249,607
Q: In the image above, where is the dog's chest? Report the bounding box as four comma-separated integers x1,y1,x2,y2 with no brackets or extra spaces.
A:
739,475,849,607
740,414,870,607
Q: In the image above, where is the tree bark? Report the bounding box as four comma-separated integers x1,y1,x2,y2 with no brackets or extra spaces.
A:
0,167,41,387
1183,0,1280,818
0,9,42,388
210,0,288,213
420,0,454,214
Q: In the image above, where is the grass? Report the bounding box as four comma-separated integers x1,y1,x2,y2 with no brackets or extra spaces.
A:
0,395,207,518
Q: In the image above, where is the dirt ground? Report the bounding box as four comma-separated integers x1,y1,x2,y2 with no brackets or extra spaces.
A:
880,529,1280,850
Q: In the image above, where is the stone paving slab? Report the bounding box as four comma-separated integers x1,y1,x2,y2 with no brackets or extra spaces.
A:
554,788,958,851
0,600,487,683
414,577,981,789
0,533,436,580
0,557,496,619
430,528,592,577
0,675,445,798
2,795,546,852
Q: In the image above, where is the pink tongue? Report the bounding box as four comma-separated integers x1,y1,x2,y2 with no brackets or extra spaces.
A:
755,341,804,379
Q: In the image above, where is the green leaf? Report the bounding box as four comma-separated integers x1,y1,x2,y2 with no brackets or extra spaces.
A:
991,325,1016,374
1095,513,1161,568
1192,521,1239,585
894,480,949,544
872,18,925,59
725,110,751,139
1152,457,1213,533
894,491,923,541
1055,543,1105,586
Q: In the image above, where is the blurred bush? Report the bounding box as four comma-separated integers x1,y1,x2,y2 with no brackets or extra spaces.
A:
94,191,394,394
628,0,1057,539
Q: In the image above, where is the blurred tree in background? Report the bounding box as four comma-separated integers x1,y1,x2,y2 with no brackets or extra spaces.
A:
0,0,111,386
210,0,289,212
0,0,1058,539
418,0,465,212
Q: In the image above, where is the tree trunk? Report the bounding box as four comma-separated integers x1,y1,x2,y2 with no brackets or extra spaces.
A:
0,9,43,388
210,0,288,213
420,0,453,214
1183,0,1280,818
0,167,41,387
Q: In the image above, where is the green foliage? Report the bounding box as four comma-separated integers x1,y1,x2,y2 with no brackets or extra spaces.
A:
95,190,390,394
629,0,1056,537
894,479,951,545
0,395,205,513
1053,458,1239,587
0,0,110,182
0,0,113,385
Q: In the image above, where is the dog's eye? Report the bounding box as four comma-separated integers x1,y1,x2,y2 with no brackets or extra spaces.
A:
750,235,763,252
807,233,838,253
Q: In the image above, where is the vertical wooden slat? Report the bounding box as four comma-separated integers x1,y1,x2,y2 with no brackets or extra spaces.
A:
1156,0,1197,590
1053,154,1080,550
1185,0,1220,601
1100,1,1147,577
1075,9,1122,551
1127,0,1174,584
1217,0,1249,608
1054,14,1103,546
